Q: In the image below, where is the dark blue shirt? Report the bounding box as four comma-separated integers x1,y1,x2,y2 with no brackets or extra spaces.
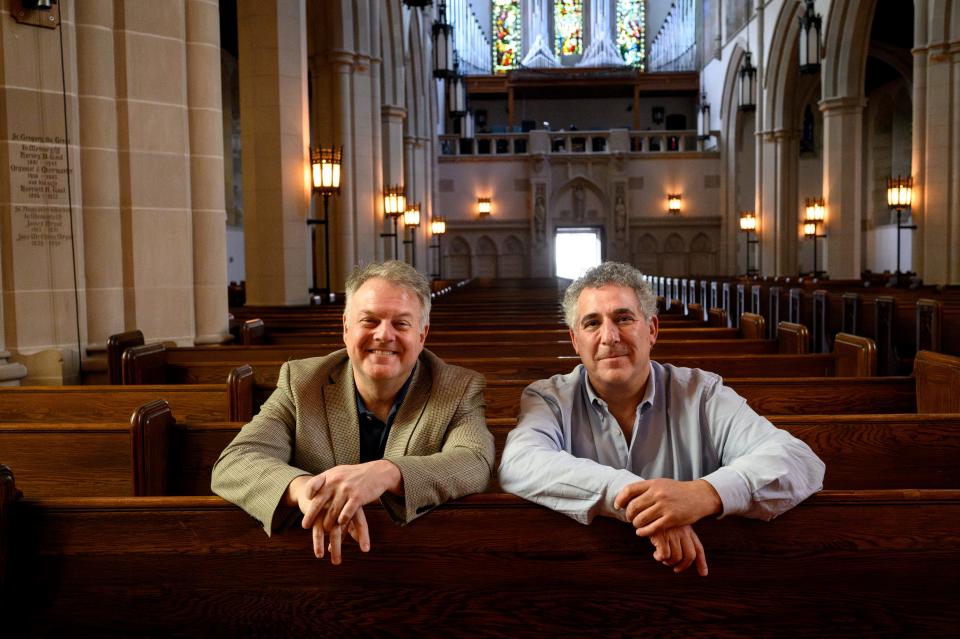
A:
355,366,416,463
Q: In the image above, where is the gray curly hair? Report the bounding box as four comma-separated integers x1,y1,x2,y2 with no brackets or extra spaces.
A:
344,260,431,328
562,262,657,329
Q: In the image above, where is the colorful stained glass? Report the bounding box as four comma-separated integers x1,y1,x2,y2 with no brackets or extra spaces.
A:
492,0,521,73
617,0,645,69
554,0,582,56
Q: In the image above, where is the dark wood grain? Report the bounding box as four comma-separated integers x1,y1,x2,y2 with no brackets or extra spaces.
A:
7,491,959,637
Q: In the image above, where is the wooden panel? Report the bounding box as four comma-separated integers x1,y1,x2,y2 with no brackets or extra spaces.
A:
6,491,960,636
0,385,230,423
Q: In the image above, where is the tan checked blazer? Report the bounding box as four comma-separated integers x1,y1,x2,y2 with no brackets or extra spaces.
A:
211,348,494,535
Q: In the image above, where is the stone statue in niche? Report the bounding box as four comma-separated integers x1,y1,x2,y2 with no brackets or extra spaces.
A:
573,186,585,224
533,185,546,246
614,191,627,239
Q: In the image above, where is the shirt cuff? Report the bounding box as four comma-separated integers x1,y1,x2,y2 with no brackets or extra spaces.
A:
701,466,751,519
604,469,644,523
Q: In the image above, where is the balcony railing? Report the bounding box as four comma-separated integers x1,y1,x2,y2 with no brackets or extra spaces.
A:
439,129,714,157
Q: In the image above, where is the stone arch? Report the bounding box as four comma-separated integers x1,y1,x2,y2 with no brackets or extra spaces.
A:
475,235,498,278
763,0,805,132
720,41,756,275
632,233,659,275
445,235,472,279
550,177,608,226
661,233,687,277
498,235,526,278
821,0,877,100
380,0,405,106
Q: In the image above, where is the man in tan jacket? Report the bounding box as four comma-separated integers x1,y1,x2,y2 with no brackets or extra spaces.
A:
212,261,494,564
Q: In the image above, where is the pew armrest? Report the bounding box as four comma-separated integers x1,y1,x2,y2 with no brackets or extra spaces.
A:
914,350,960,413
833,333,877,377
106,330,145,385
228,365,255,422
777,322,810,354
122,343,167,385
740,313,766,340
130,400,173,497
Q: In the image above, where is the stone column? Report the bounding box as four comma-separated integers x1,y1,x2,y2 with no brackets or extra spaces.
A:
75,2,124,354
0,1,83,383
757,132,778,276
186,0,230,343
238,0,310,305
820,96,866,279
771,128,799,276
332,49,356,284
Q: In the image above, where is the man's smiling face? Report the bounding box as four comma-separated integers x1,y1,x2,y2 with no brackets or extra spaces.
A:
569,284,658,397
343,277,428,392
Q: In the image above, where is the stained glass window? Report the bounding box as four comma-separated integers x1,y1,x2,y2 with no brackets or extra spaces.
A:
554,0,582,56
617,0,645,69
492,0,521,74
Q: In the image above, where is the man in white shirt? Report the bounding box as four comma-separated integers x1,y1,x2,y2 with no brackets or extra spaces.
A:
498,262,825,576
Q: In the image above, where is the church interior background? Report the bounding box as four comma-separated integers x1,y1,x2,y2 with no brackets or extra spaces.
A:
1,0,957,384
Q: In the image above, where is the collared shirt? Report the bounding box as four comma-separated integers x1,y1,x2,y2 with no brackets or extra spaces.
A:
497,361,825,525
355,366,416,463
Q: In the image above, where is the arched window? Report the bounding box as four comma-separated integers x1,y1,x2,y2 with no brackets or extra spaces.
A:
555,0,583,56
616,0,645,68
492,0,521,74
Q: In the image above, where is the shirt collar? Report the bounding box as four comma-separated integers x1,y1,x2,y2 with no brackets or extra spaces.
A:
355,363,417,425
582,361,658,415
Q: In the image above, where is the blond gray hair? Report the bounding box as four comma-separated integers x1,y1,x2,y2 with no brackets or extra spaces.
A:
344,260,431,328
562,262,657,329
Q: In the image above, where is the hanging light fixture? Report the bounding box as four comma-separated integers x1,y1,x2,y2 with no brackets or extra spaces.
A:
432,1,454,79
738,52,757,112
697,93,711,141
798,0,822,74
461,110,476,139
447,53,467,117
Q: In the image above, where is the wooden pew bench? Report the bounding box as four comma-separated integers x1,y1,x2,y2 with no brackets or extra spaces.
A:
6,403,959,498
0,383,238,423
4,485,959,636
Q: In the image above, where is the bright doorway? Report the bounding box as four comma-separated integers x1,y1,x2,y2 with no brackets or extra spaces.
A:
554,227,603,279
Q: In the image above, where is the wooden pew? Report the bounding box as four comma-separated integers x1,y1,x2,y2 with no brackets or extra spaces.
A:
5,485,959,636
121,333,876,386
0,383,241,423
7,403,959,498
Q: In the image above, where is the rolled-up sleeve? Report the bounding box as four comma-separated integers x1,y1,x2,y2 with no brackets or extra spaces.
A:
498,385,642,525
699,382,826,520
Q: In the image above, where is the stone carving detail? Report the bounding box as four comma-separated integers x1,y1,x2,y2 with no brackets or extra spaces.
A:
614,183,627,240
533,183,547,247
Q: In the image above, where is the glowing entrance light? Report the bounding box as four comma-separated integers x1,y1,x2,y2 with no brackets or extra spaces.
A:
554,228,602,279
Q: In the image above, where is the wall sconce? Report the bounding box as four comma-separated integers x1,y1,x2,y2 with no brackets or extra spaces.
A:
739,210,759,276
886,175,916,285
477,197,492,217
802,197,826,278
798,0,822,74
430,216,446,279
308,145,342,301
381,184,406,258
402,203,421,268
667,193,682,215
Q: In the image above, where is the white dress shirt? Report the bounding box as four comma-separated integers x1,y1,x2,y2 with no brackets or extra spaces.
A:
498,361,825,525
